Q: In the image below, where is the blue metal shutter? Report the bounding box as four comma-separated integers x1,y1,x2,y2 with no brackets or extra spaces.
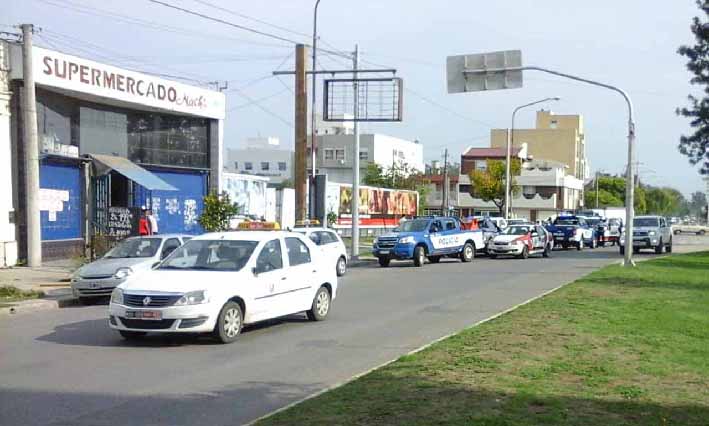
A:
39,163,82,240
134,170,207,234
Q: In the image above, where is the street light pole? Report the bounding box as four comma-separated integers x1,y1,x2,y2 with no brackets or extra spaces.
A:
310,0,322,218
505,97,560,219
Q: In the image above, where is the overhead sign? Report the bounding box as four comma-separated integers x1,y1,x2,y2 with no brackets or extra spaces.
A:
447,50,523,94
24,46,226,119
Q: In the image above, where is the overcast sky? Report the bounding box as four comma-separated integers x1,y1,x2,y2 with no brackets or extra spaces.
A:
5,0,705,195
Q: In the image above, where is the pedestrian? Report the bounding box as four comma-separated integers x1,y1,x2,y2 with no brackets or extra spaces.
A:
139,208,152,236
147,209,159,234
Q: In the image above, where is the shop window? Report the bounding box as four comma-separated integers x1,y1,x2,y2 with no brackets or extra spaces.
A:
36,89,79,150
261,162,270,171
359,150,369,160
245,162,253,170
325,149,334,160
278,162,287,171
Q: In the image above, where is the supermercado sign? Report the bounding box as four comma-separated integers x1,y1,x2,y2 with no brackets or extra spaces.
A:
33,46,225,119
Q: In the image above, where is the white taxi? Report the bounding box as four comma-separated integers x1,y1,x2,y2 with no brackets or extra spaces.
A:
292,225,348,276
108,228,337,343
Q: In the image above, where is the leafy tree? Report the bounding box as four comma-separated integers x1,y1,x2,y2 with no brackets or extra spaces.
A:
363,163,389,187
687,190,708,217
198,191,240,232
677,1,709,174
468,159,521,215
644,187,686,216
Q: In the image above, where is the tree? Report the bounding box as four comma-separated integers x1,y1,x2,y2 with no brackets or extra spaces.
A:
198,192,240,232
468,159,521,215
687,190,708,217
276,179,293,190
644,187,687,216
363,163,389,187
677,1,709,174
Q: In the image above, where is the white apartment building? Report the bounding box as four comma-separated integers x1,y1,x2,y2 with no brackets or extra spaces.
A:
224,136,294,185
310,133,424,184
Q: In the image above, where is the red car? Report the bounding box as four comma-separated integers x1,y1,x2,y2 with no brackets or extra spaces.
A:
488,224,553,259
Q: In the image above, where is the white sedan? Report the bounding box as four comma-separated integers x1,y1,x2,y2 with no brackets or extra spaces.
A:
293,227,348,276
108,230,337,343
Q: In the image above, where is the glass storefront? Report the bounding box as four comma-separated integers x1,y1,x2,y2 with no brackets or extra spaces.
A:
36,89,211,169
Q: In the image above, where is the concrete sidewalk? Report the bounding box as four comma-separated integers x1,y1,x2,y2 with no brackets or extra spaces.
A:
0,259,82,315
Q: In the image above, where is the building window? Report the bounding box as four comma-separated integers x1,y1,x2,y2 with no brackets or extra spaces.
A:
278,162,287,171
335,149,345,161
325,149,334,160
261,162,270,171
359,150,369,160
550,120,558,129
244,162,253,171
476,160,487,171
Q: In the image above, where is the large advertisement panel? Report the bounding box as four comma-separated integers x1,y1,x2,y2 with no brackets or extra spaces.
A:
326,182,418,227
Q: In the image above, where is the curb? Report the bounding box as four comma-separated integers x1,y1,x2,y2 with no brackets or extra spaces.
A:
0,295,79,316
348,258,376,268
245,279,573,426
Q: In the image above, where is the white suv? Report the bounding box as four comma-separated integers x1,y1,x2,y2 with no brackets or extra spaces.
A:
293,227,348,276
620,215,673,254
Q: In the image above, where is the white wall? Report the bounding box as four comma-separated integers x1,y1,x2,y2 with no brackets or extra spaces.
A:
0,41,17,266
372,134,424,172
224,147,294,185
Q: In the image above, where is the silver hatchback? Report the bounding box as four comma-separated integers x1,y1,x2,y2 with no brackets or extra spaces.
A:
71,234,190,302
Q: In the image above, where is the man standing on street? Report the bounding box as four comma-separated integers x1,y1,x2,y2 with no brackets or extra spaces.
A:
147,209,159,235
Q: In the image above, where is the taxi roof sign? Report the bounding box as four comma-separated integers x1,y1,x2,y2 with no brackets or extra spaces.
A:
237,221,281,230
294,219,321,227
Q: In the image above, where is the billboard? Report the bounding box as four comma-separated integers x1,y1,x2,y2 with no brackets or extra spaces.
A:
222,173,268,219
326,182,418,227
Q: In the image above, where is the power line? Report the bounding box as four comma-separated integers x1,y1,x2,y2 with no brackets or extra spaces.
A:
230,86,294,128
227,88,292,112
405,87,498,129
189,0,311,39
145,0,301,46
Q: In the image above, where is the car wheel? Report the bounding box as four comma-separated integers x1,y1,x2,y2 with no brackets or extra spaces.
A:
655,238,664,254
429,256,441,263
577,241,583,251
413,245,425,267
119,330,147,341
336,256,347,276
518,246,529,259
306,286,331,321
213,301,243,344
699,230,706,236
378,256,390,267
489,253,497,259
543,244,551,258
619,246,625,255
460,242,475,263
674,229,680,235
562,243,568,250
667,238,673,253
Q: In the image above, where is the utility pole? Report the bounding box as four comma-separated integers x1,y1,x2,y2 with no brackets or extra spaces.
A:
21,24,41,267
441,148,449,215
350,45,360,259
294,44,308,222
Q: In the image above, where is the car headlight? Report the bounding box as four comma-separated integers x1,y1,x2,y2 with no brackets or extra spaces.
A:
113,267,133,280
398,236,415,244
110,288,124,305
175,290,209,306
513,240,524,246
648,231,656,236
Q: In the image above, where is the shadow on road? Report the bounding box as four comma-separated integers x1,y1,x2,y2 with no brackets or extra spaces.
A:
35,314,311,348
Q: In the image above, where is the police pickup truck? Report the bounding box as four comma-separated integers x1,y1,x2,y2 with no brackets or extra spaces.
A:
545,215,597,250
372,216,484,267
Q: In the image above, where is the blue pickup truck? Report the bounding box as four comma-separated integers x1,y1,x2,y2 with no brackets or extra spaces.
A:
372,216,485,267
545,215,597,250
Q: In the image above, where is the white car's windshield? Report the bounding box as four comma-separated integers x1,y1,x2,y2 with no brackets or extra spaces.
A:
502,226,531,235
399,219,430,232
634,218,659,227
159,240,258,271
104,238,162,259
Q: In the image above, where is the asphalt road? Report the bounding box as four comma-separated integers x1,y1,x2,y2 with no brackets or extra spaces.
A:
1,236,706,426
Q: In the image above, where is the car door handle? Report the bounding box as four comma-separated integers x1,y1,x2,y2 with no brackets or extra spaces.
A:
312,269,317,273
281,277,287,281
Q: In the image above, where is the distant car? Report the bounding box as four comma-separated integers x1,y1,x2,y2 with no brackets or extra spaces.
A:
293,226,348,276
71,234,190,303
473,216,507,230
488,224,553,259
620,215,673,254
673,223,709,236
545,215,596,250
108,230,337,343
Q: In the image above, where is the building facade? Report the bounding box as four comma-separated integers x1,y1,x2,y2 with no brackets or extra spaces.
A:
2,42,225,263
490,110,589,180
310,133,424,184
224,137,293,185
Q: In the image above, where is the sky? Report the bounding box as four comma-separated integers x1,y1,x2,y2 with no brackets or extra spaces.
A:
4,0,706,195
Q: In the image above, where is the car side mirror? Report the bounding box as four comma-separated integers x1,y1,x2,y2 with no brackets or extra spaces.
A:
252,267,259,277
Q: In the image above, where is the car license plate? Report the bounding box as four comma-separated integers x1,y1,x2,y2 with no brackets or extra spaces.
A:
125,310,162,320
379,250,390,254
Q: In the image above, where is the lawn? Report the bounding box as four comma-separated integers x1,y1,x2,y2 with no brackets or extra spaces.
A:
258,252,709,425
0,285,44,304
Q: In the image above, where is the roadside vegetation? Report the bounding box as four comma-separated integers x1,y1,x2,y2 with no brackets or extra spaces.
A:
0,285,44,307
259,252,709,425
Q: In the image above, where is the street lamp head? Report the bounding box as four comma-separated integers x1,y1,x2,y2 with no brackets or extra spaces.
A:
552,97,561,101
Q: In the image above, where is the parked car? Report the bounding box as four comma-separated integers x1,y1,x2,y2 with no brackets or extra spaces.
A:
488,224,553,259
108,229,337,343
599,217,623,246
71,234,190,303
293,226,348,276
372,216,484,267
672,222,709,236
620,215,673,254
545,215,597,250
